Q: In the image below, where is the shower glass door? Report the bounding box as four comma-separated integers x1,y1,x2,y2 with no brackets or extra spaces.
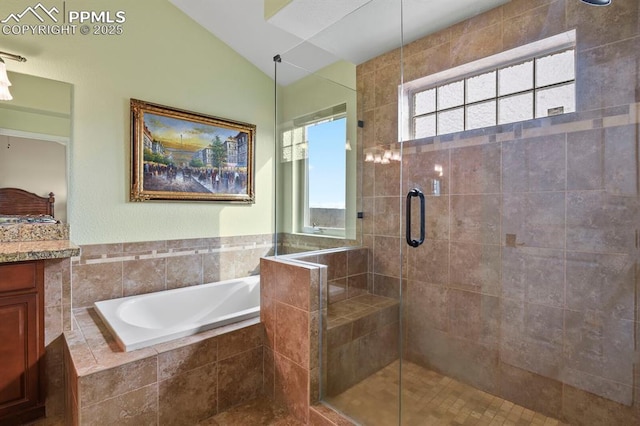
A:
399,1,639,425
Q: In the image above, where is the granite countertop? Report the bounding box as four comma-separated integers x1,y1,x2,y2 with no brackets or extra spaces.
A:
0,239,80,263
0,222,79,263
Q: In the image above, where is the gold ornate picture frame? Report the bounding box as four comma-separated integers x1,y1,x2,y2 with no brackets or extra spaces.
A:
130,99,255,203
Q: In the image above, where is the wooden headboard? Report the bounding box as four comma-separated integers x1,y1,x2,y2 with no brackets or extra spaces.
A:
0,188,55,217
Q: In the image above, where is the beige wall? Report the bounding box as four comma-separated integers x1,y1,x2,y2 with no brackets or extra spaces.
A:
1,0,274,245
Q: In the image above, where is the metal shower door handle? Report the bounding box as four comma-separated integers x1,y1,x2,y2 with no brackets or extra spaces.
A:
406,188,425,248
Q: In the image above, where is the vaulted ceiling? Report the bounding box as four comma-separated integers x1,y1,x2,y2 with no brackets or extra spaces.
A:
168,0,509,85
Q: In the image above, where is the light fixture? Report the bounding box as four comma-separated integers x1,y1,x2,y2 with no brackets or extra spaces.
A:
580,0,611,5
0,58,12,101
0,51,27,101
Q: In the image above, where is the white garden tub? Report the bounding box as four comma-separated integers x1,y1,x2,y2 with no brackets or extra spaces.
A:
93,275,260,351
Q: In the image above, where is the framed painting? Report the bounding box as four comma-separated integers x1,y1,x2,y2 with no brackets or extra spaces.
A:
130,99,256,203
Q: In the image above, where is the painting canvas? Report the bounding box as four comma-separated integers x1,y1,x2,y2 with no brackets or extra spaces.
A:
130,99,255,202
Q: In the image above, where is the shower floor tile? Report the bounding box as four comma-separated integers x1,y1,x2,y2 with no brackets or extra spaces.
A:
326,360,569,426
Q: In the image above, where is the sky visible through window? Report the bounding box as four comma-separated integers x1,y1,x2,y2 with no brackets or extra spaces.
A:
306,117,346,209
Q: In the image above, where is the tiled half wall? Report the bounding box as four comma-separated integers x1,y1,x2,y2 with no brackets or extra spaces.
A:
261,248,394,425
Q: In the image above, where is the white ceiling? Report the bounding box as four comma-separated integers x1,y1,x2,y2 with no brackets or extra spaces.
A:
168,0,509,85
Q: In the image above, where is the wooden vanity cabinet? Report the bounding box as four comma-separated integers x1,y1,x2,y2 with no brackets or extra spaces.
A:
0,261,45,425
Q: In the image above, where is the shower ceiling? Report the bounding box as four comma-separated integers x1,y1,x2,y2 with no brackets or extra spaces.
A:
168,0,509,85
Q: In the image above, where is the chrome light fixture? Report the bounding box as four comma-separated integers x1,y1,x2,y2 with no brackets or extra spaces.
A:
580,0,612,5
0,51,28,101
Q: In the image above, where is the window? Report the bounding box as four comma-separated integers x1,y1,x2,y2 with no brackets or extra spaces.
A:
401,30,576,140
280,104,347,237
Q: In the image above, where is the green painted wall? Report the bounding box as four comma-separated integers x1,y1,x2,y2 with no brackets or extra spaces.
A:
264,0,292,20
0,72,71,137
0,0,275,244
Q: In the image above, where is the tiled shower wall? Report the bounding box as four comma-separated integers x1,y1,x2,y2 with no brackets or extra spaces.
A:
71,234,273,308
359,0,639,424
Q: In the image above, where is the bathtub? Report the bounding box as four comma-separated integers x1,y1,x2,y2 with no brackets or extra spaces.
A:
93,275,260,352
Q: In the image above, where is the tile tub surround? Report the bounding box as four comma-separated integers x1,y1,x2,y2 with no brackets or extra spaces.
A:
71,234,273,308
358,0,640,424
64,308,265,425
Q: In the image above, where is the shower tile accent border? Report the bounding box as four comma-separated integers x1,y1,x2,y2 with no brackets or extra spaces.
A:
399,104,640,155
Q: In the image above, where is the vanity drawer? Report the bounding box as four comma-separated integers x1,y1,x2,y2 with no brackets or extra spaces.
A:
0,262,38,293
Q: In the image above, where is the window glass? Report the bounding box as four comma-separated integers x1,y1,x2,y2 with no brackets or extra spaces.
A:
498,60,533,96
406,31,576,139
306,117,346,230
467,71,496,103
414,88,436,116
536,82,576,118
438,107,464,134
536,50,575,87
467,100,496,130
498,92,533,124
414,114,436,138
437,80,464,110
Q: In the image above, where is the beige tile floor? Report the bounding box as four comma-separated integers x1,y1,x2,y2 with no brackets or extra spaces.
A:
326,360,570,426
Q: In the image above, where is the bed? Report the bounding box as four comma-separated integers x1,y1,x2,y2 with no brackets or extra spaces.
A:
0,188,56,220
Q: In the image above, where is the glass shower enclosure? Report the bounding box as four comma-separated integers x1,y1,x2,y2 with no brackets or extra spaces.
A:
273,0,639,424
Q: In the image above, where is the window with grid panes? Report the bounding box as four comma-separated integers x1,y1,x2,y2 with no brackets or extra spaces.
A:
408,31,576,140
